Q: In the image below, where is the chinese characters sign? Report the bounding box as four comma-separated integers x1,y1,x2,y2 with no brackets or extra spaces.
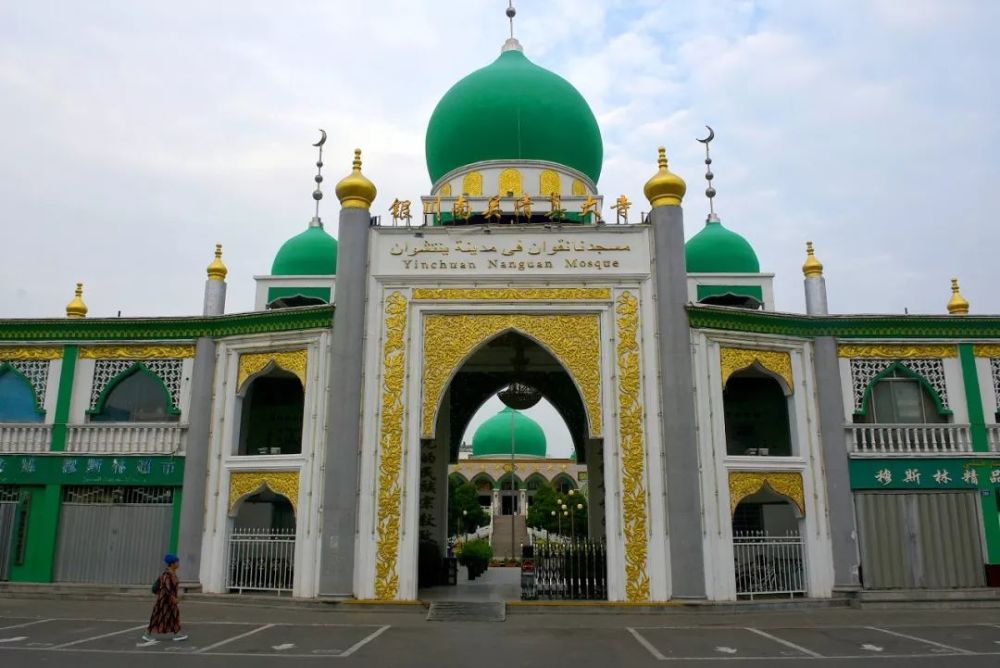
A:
0,454,183,486
851,459,1000,491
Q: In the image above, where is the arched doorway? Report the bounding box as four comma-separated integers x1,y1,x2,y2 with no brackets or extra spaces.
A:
723,367,793,456
227,488,296,593
731,486,805,599
237,369,304,456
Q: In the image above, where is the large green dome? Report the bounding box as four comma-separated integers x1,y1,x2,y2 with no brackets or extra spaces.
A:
271,225,338,275
425,48,603,184
471,406,547,458
685,218,760,273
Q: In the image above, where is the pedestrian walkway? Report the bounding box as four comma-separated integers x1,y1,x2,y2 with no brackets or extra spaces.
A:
419,566,521,602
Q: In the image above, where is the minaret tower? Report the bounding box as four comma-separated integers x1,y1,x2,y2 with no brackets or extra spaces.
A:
203,244,228,316
802,241,828,315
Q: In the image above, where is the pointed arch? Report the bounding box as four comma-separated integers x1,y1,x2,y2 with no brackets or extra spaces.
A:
228,471,299,516
421,313,602,440
88,362,179,421
525,472,548,491
470,471,497,491
855,361,951,418
237,349,307,395
728,471,805,518
720,347,793,395
0,363,45,422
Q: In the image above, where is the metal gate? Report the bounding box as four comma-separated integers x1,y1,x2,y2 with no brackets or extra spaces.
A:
733,530,806,599
0,501,17,581
855,491,985,589
54,486,173,585
226,528,295,593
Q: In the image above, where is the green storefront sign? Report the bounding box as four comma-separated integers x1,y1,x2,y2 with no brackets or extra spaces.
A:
0,454,184,486
850,458,1000,491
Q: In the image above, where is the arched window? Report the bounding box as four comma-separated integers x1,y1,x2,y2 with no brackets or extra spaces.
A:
858,368,947,424
237,371,304,456
723,372,792,456
90,367,177,423
0,368,43,422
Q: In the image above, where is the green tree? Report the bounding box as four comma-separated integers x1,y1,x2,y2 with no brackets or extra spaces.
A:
448,477,488,535
528,480,588,537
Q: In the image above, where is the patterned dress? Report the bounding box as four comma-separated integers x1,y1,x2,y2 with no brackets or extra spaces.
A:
147,569,181,635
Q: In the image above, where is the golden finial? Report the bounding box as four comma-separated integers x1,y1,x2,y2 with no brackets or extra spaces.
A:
643,146,686,207
802,241,823,278
335,148,377,209
206,243,228,281
947,278,969,315
66,282,88,319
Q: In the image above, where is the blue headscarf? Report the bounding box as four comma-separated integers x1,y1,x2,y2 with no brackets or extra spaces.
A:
164,553,179,565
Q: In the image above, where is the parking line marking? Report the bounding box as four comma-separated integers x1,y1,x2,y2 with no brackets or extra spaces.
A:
627,627,667,661
868,626,974,655
0,619,53,631
193,623,274,654
746,628,824,658
51,624,146,649
339,625,391,657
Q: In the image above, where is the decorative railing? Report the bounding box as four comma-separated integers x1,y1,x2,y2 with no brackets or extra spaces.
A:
226,528,295,593
989,425,1000,452
521,539,606,600
65,423,187,455
846,423,972,455
0,424,52,453
733,531,806,599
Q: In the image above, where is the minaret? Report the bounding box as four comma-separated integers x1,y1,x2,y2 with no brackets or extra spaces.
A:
802,241,828,315
66,282,87,318
203,244,228,316
947,278,970,315
319,147,376,597
643,145,706,600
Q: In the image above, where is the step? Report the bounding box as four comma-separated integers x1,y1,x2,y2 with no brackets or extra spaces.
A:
426,601,506,622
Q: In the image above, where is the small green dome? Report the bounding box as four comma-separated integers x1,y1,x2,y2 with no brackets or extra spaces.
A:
425,48,603,184
471,407,547,458
271,225,338,275
685,218,760,273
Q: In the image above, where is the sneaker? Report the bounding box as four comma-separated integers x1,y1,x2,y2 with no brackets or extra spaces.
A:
141,634,158,643
173,634,189,642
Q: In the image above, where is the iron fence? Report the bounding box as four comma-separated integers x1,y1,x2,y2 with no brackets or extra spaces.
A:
525,539,606,600
226,528,295,593
733,530,806,599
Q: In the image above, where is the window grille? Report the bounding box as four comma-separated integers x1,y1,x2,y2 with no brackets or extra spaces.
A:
62,485,173,504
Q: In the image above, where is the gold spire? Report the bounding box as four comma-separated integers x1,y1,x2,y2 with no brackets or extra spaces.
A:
947,278,969,315
643,146,686,208
802,241,824,278
335,148,377,209
206,243,228,281
66,282,87,319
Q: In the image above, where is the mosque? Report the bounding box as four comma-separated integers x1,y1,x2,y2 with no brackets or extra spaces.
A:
2,11,1000,603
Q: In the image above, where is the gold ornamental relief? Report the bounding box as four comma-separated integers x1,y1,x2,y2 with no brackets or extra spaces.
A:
374,291,408,600
462,172,483,197
837,344,957,359
728,471,805,517
0,346,63,361
80,345,195,360
412,288,611,302
539,170,561,197
973,345,1000,359
720,347,794,393
571,179,587,196
439,183,452,197
228,471,299,515
615,291,650,603
499,168,523,196
237,349,307,392
421,313,602,439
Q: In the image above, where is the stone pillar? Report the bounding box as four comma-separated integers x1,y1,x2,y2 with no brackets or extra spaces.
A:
177,337,216,586
585,439,605,540
519,488,527,517
802,242,828,316
203,244,227,316
645,147,706,599
814,337,861,588
318,150,376,596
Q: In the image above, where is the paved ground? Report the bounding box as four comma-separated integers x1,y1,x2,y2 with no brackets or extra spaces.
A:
2,596,1000,666
419,564,522,601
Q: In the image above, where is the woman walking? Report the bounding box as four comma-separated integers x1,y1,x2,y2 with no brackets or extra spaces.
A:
143,554,187,642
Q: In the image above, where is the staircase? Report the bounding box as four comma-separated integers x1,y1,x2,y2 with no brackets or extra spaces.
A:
490,514,528,559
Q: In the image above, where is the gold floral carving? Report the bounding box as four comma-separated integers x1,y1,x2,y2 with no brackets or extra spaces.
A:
80,345,195,359
421,313,602,439
571,179,587,196
837,344,957,359
539,170,561,196
462,172,483,197
720,347,794,392
0,346,63,360
728,471,805,516
439,183,452,197
228,471,299,515
974,345,1000,359
237,349,307,392
411,288,611,301
616,291,649,602
499,168,523,196
374,291,408,600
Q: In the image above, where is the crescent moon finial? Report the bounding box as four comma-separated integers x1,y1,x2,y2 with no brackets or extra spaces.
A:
696,125,715,144
313,129,327,148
